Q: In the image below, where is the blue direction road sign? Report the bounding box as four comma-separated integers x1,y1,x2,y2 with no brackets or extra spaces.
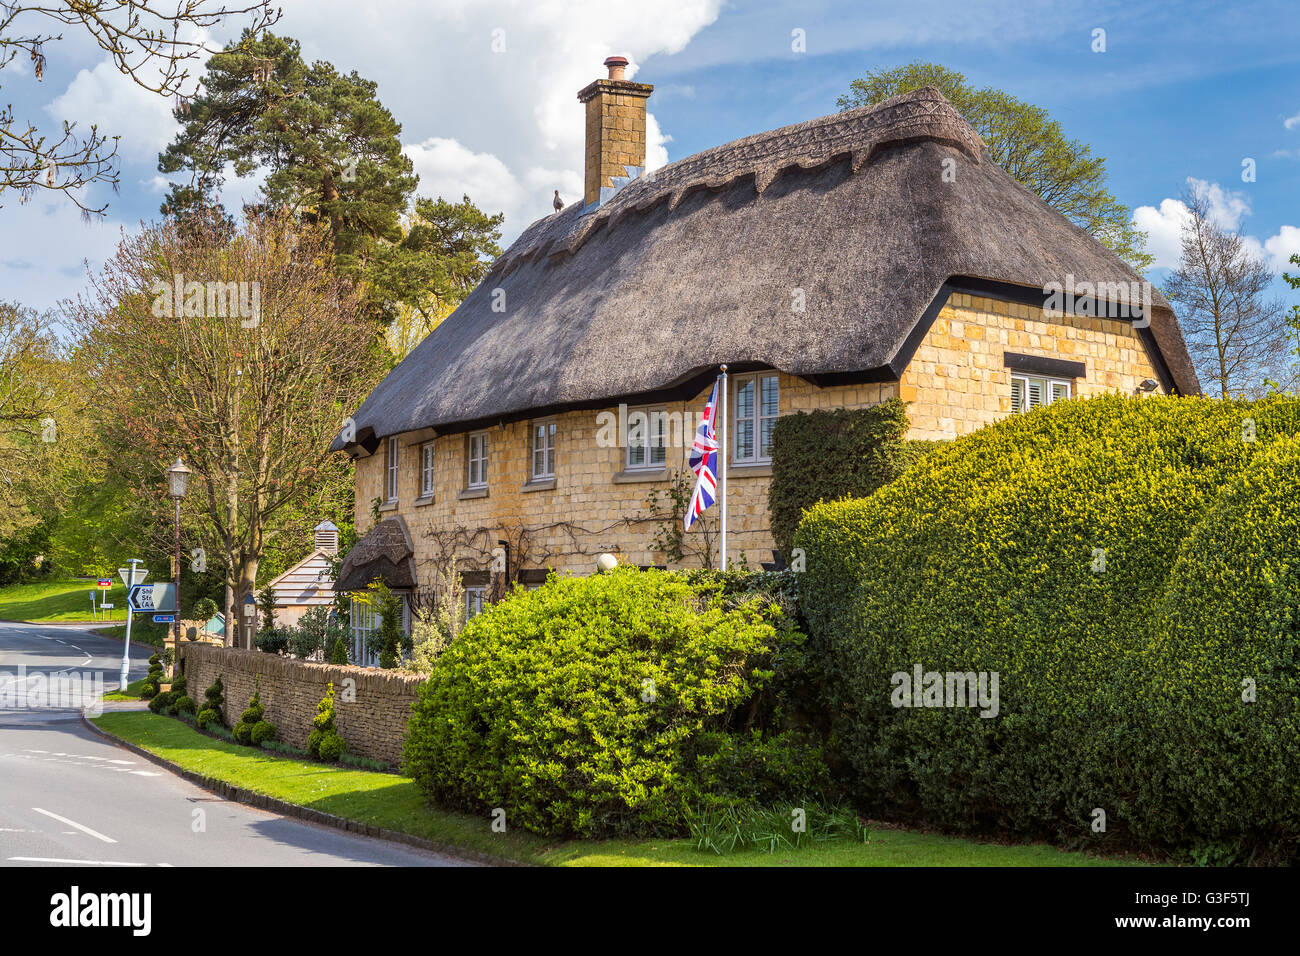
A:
152,615,175,624
128,583,177,614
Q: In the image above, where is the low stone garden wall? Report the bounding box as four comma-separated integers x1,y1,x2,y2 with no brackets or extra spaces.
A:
177,643,424,767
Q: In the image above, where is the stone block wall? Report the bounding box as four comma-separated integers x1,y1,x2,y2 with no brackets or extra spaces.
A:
178,643,422,767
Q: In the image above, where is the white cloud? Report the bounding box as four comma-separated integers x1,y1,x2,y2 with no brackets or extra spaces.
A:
1265,225,1300,272
0,199,127,311
1133,178,1299,274
278,0,724,240
45,59,177,163
1132,197,1190,270
1285,110,1300,130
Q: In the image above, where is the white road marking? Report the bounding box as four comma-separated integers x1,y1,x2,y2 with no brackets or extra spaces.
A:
8,857,148,866
32,807,117,844
128,770,161,777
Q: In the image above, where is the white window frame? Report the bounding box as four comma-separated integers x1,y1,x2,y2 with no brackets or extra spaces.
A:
467,431,489,489
465,587,486,619
531,419,557,480
385,436,399,503
732,372,779,465
1011,374,1072,414
626,406,668,471
419,441,436,498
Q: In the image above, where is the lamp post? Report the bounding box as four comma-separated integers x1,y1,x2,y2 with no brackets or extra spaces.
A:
166,458,191,673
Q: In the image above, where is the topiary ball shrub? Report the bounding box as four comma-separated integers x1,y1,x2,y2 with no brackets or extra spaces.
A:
307,682,347,762
403,567,810,837
232,684,267,746
196,707,220,730
232,721,253,745
138,682,158,700
250,720,276,746
173,695,196,715
148,691,174,714
796,394,1300,857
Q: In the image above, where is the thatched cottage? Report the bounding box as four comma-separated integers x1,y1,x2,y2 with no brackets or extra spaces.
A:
332,57,1197,624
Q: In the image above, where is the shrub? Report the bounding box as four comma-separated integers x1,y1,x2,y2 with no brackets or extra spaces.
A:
287,606,350,660
768,398,934,559
1124,434,1300,861
199,675,225,726
307,682,347,762
173,695,196,715
148,691,175,714
327,634,350,665
192,597,218,621
795,394,1300,858
255,628,290,655
232,682,270,747
196,707,220,729
403,567,817,837
138,682,158,700
250,720,276,746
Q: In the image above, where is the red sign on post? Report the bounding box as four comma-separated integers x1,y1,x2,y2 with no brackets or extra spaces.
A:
96,579,112,589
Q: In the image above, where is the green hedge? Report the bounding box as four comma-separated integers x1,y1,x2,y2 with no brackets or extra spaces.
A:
402,567,825,837
768,398,940,558
795,394,1300,861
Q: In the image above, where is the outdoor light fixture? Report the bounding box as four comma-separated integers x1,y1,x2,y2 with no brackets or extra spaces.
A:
167,458,191,498
1137,379,1159,393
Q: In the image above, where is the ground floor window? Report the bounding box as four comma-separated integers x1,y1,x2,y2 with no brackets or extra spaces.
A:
465,587,486,619
1011,374,1071,413
349,592,409,667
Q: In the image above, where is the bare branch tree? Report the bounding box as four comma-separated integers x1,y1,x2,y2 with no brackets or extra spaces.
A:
70,210,381,647
0,0,279,215
1164,188,1289,398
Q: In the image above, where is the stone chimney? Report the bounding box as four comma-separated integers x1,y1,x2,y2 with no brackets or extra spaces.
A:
577,56,653,208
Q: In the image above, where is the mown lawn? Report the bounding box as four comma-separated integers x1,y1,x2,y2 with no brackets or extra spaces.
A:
91,711,1150,868
0,578,129,622
102,678,146,702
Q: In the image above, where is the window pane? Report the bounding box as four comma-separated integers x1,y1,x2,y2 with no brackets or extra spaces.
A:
1027,380,1044,408
760,416,776,459
736,380,754,421
737,418,755,460
761,375,779,417
1011,377,1024,413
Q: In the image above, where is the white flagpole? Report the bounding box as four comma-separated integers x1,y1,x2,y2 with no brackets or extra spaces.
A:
719,364,727,570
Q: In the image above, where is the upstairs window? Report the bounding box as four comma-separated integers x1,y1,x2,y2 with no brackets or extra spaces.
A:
1011,375,1071,413
467,431,489,489
733,373,779,464
627,407,668,470
419,442,436,498
531,420,556,480
385,436,399,503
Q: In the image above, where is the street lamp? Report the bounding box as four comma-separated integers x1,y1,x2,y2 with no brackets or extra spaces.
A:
167,458,190,672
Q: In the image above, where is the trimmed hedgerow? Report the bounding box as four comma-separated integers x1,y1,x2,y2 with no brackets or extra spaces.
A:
1124,434,1300,862
768,399,939,559
403,567,822,837
795,393,1300,860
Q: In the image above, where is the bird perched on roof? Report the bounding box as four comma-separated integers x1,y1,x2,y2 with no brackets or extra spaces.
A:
553,190,564,212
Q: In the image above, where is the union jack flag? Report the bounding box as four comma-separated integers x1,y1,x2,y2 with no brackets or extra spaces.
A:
685,380,719,530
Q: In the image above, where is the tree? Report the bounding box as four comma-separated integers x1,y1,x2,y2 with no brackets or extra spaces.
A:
0,301,77,537
1164,189,1288,398
1283,254,1300,387
71,211,383,649
838,61,1152,272
157,31,416,282
373,195,504,354
0,0,277,215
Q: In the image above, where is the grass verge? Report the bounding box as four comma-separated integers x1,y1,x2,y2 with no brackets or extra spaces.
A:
90,711,1149,868
102,678,146,702
0,578,130,623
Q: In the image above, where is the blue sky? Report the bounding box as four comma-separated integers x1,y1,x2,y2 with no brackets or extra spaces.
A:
3,0,1298,313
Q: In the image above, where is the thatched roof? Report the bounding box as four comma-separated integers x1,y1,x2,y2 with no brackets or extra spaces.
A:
336,517,416,592
334,87,1197,452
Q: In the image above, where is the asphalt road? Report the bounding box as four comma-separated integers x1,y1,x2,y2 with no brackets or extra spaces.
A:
0,621,470,867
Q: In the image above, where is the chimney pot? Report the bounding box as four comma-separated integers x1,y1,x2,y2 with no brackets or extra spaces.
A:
604,55,629,80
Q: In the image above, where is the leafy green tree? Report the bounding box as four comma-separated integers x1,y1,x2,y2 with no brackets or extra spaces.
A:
1284,254,1300,387
158,31,416,283
838,61,1152,272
